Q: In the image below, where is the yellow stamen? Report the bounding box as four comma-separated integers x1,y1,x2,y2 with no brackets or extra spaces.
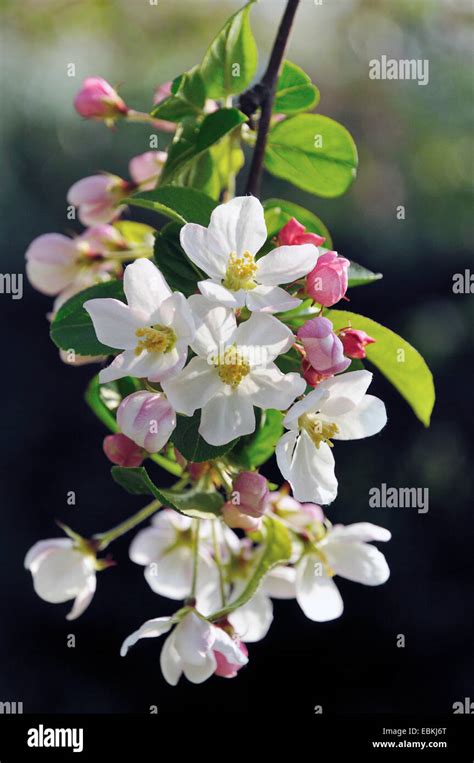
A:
299,413,339,449
223,250,258,291
134,324,176,357
214,344,250,388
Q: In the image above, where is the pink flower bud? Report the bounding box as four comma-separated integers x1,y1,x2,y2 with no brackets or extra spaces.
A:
339,328,375,359
306,251,350,306
298,317,351,378
222,503,262,532
25,233,80,296
152,81,178,133
74,77,128,120
67,174,130,226
103,434,145,468
129,151,167,191
214,638,248,678
78,224,126,254
117,391,176,453
232,472,269,518
278,217,325,247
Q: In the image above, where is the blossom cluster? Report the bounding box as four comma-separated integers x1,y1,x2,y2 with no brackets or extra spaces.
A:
24,74,391,687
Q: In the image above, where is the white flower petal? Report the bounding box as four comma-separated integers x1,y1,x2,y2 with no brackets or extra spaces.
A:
330,394,387,440
256,244,318,286
174,612,214,665
228,590,273,643
198,279,246,308
144,546,194,599
283,387,330,430
319,370,374,418
234,312,294,363
152,292,195,342
242,364,305,410
120,616,173,657
212,626,249,665
325,541,390,586
199,389,256,445
24,539,73,573
66,575,96,621
160,632,183,686
180,223,227,279
98,348,172,384
123,258,171,317
246,284,302,313
161,356,222,416
83,298,140,350
327,523,392,544
129,519,176,566
263,566,297,599
188,295,237,356
208,196,267,257
32,549,93,604
182,652,217,684
276,429,338,504
146,344,188,383
296,554,344,622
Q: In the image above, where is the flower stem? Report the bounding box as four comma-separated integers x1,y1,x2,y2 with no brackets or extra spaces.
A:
212,522,227,607
190,519,201,598
149,452,183,477
94,498,161,551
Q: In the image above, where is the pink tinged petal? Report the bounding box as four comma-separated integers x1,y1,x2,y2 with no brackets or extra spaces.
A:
160,632,183,686
128,151,166,190
66,574,97,621
328,522,392,544
296,554,344,622
25,233,79,293
174,612,214,665
117,391,176,452
77,201,124,227
234,312,294,363
329,394,387,440
103,433,145,467
263,566,297,599
245,284,301,313
214,643,248,678
188,295,237,356
207,195,267,258
152,292,195,342
120,616,173,657
228,590,273,643
211,626,249,666
198,279,246,308
324,541,390,586
123,258,171,317
277,217,306,246
83,298,140,350
199,389,256,446
161,356,222,416
24,538,73,573
241,364,306,411
222,503,262,531
67,175,113,206
180,223,227,279
318,370,374,417
256,244,319,286
276,429,338,505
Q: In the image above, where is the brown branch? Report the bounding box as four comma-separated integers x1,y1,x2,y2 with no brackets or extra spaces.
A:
241,0,301,197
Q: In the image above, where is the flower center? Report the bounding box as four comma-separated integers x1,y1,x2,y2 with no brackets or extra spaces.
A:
299,413,339,449
214,345,250,388
223,251,258,291
314,547,335,577
134,324,176,356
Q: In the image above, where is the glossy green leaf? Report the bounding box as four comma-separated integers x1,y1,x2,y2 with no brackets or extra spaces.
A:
50,280,125,356
277,298,319,331
126,185,217,226
111,465,223,519
151,67,205,121
200,1,258,98
263,198,332,248
348,261,383,288
154,222,204,297
326,310,435,426
209,516,292,621
172,411,239,463
265,114,358,198
113,221,156,245
232,410,284,469
274,60,319,115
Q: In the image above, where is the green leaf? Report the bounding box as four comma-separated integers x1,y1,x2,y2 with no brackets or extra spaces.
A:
154,222,204,297
348,261,383,288
176,151,221,200
113,221,155,246
111,466,223,520
232,410,284,469
263,198,333,248
265,114,358,198
151,67,205,121
277,298,319,330
209,516,292,621
85,376,142,433
126,186,217,226
200,1,258,98
50,280,125,355
326,310,435,426
274,60,320,115
172,411,239,463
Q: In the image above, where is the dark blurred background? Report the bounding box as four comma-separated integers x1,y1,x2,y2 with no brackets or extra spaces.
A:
1,0,473,714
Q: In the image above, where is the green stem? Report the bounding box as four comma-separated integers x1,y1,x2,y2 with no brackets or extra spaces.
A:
94,498,161,550
190,519,201,598
212,522,227,607
125,109,157,125
149,452,183,477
